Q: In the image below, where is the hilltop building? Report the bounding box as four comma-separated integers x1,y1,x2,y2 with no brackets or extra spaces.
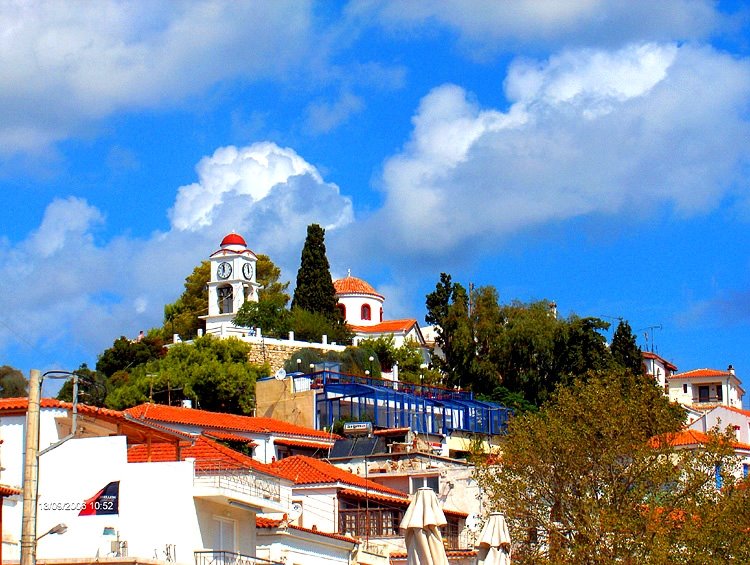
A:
667,366,745,411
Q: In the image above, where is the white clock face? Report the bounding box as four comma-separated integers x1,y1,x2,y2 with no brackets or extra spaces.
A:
217,262,232,279
242,263,254,280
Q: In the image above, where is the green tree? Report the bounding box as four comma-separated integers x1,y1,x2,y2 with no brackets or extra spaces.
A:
0,365,27,397
96,335,165,378
553,315,612,381
611,319,643,375
162,260,210,340
475,371,747,564
105,335,264,413
233,298,291,338
257,253,291,306
289,307,352,345
291,224,339,320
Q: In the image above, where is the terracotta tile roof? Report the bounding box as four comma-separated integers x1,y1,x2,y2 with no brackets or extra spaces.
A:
338,489,467,518
127,435,281,476
203,430,258,446
274,438,333,450
669,368,734,380
334,276,384,299
651,429,750,451
256,516,358,544
0,397,123,420
271,455,404,495
350,319,418,334
373,427,411,436
642,351,678,371
125,403,339,441
0,484,21,497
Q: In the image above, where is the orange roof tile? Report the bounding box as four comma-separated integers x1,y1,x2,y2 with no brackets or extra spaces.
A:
0,397,124,420
256,517,358,544
125,403,339,441
651,429,750,451
127,435,281,476
274,438,333,450
334,276,384,299
669,368,735,380
350,319,418,334
390,550,477,559
271,456,405,496
0,484,21,497
203,430,258,446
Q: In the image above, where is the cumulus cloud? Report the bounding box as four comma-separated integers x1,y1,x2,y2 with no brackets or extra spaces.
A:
0,1,315,154
364,42,750,260
0,142,353,369
358,0,723,54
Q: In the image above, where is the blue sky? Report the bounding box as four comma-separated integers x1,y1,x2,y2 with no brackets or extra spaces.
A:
2,1,750,401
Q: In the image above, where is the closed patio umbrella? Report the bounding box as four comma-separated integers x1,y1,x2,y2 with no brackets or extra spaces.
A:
400,487,449,565
476,512,511,565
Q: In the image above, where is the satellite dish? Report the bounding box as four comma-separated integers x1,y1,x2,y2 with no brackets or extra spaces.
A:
274,368,287,381
289,502,303,520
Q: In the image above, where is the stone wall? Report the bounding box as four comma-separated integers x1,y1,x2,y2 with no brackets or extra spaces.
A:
246,342,302,372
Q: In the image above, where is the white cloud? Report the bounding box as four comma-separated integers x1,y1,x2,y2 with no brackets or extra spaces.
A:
0,1,315,154
359,0,722,54
0,142,353,368
365,43,750,260
306,91,366,134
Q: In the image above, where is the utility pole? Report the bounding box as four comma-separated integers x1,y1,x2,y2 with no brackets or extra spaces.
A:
20,369,41,565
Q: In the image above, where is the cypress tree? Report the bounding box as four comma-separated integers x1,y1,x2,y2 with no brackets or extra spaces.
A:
611,320,643,375
292,224,339,319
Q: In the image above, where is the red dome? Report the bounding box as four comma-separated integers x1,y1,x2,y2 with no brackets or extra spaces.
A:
334,275,384,299
220,233,247,247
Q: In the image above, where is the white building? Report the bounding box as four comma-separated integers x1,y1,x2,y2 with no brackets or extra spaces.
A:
641,351,677,391
667,366,745,410
333,275,426,349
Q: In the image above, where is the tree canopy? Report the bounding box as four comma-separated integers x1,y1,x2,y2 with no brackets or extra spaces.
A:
162,260,210,340
474,370,749,563
291,224,339,320
105,335,265,413
0,365,27,397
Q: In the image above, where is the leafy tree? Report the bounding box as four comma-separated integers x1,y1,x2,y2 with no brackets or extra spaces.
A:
553,315,612,381
96,335,165,377
289,307,352,345
611,319,643,375
256,253,291,306
105,335,264,414
474,371,747,564
233,297,291,338
0,365,27,397
291,224,339,320
357,335,438,385
162,260,210,340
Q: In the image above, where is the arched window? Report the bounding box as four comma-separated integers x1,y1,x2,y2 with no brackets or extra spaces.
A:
380,307,384,322
337,303,347,320
361,304,371,321
218,285,233,314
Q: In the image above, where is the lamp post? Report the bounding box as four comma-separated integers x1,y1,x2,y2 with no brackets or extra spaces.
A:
21,370,79,565
368,356,374,378
296,358,302,373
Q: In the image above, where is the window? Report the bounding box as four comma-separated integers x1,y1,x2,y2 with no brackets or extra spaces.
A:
380,307,384,322
409,475,440,494
683,383,688,394
743,464,749,479
337,303,346,320
339,498,403,537
716,385,723,402
218,285,233,314
698,385,710,403
361,304,371,321
212,516,236,552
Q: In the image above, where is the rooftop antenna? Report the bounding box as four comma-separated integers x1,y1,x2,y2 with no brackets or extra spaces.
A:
638,324,662,353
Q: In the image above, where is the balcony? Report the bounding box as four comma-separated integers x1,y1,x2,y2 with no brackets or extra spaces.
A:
193,461,286,513
195,550,282,565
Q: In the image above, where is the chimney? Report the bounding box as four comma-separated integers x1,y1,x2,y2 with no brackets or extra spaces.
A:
727,364,735,375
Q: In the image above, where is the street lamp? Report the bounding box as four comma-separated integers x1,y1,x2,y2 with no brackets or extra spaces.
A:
37,523,67,541
296,358,302,373
21,370,79,565
368,356,374,377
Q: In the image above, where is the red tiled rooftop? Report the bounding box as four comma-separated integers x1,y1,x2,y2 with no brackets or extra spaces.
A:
642,351,678,371
127,435,280,476
350,319,418,334
203,430,258,446
0,484,21,497
0,398,124,420
669,368,735,380
271,455,404,496
274,438,333,450
651,429,750,451
256,516,357,544
125,403,339,441
334,276,384,299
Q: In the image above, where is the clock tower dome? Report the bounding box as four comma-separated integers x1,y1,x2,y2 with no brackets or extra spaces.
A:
202,232,260,336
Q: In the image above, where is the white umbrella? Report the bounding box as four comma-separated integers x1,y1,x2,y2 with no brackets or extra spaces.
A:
476,512,511,565
400,487,449,565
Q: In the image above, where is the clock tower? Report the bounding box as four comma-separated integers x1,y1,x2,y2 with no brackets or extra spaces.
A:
202,232,260,336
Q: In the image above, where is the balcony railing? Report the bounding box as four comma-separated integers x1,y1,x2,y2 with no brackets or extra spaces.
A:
692,395,724,405
194,461,281,502
195,550,281,565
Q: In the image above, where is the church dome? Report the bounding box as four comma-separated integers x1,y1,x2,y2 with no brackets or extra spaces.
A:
334,275,384,300
220,232,247,248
